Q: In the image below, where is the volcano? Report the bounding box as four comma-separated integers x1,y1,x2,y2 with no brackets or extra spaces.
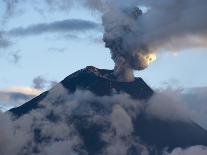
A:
9,66,207,155
10,66,153,117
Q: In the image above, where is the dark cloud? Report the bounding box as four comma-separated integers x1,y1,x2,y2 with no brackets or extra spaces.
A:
6,19,100,37
33,76,58,90
33,76,47,90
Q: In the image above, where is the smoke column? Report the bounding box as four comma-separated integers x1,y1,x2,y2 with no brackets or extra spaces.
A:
102,6,156,81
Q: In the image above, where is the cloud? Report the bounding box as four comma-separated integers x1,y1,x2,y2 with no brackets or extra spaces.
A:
48,47,67,53
165,146,207,155
1,86,42,96
0,33,19,64
0,84,207,154
0,86,41,111
0,33,11,49
33,76,47,90
145,87,207,130
6,50,21,64
10,52,20,64
50,81,58,87
32,76,58,90
181,87,207,129
146,89,192,122
6,19,100,37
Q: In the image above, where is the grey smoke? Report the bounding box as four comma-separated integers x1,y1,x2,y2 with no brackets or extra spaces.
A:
82,0,207,81
105,0,207,81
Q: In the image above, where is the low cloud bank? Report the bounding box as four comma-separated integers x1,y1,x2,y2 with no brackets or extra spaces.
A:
6,19,100,37
0,87,42,111
0,84,206,154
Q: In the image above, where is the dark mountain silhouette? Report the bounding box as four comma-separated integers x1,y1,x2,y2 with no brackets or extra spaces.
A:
10,66,153,117
9,66,207,155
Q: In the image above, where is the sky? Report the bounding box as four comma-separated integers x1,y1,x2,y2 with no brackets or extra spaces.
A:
0,0,207,110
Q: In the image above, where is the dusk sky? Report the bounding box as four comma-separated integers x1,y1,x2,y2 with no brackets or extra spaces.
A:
0,0,207,110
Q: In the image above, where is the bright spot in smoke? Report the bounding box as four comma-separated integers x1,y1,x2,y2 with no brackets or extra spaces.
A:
146,53,157,65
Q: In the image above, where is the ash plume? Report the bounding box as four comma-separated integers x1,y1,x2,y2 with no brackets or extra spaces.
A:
102,6,155,81
83,0,207,81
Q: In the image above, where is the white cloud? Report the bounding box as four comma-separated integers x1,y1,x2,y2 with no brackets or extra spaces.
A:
165,146,207,155
146,89,192,122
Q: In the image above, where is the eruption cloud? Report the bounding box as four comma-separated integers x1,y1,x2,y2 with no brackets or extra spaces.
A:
102,6,156,81
83,0,207,81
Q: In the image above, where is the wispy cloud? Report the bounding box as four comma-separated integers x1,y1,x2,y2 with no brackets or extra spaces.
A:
0,33,11,48
6,19,100,37
33,76,47,90
48,47,67,53
33,76,58,90
7,50,21,64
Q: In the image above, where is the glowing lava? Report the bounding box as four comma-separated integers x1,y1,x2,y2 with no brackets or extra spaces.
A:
145,53,157,65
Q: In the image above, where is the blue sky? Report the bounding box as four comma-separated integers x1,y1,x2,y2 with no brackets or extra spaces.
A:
0,1,207,93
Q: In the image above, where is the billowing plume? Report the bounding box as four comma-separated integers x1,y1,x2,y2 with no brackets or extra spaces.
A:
102,6,156,81
84,0,207,81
